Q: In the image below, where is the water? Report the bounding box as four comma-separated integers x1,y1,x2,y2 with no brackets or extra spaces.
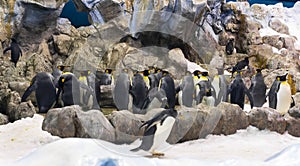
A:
227,0,297,8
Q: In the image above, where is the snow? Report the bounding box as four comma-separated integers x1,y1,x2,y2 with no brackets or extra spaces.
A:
1,114,300,166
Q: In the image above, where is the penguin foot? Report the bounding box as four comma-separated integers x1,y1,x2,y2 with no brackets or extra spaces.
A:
152,152,164,157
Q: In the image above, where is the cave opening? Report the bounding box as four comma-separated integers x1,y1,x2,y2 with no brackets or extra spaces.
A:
60,0,91,28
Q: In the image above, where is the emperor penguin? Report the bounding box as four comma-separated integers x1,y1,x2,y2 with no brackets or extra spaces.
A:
21,72,56,113
130,72,148,114
56,72,94,108
3,38,22,67
195,71,216,106
130,108,178,156
113,69,131,110
211,68,228,106
159,71,176,109
176,72,194,107
249,69,267,107
227,70,254,109
271,74,292,115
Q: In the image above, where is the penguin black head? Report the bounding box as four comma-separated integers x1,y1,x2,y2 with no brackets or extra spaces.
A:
278,73,288,81
193,70,200,77
105,69,112,74
162,70,169,76
228,38,234,42
256,69,262,73
57,65,70,72
155,68,161,73
143,69,150,76
201,71,209,77
80,70,89,76
11,38,17,43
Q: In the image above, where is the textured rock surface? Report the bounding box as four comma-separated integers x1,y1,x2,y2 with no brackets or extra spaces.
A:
289,104,300,119
42,105,115,142
285,115,300,137
0,113,9,125
248,107,287,134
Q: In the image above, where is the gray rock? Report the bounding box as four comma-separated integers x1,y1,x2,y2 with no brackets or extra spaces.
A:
280,36,296,50
5,91,36,122
0,113,9,125
212,102,249,135
285,115,300,137
107,110,143,144
248,107,287,134
262,35,283,50
42,105,116,142
289,104,300,119
269,18,289,35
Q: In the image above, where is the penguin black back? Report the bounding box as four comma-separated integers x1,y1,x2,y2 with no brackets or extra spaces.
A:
113,72,130,110
249,69,267,107
228,71,254,109
3,38,22,67
21,72,56,113
160,72,176,109
268,76,280,109
231,57,249,77
226,38,234,55
130,73,148,114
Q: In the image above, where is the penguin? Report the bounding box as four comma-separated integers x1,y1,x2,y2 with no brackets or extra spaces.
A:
3,38,22,67
195,71,216,106
227,70,254,109
211,68,228,106
141,69,151,89
113,70,130,110
230,57,250,77
176,72,194,107
225,38,234,55
249,69,267,107
130,72,148,114
159,71,176,109
272,74,292,115
130,108,178,156
268,76,280,109
56,72,94,108
142,87,167,112
21,72,56,113
95,69,113,103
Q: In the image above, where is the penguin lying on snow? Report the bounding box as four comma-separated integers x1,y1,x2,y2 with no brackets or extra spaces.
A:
3,38,22,67
21,72,56,113
131,108,178,156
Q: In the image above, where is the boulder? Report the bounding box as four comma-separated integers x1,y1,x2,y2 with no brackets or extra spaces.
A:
5,91,36,122
53,34,74,56
248,107,287,134
42,105,115,142
289,104,300,119
107,110,143,144
280,37,296,50
269,18,289,35
285,115,300,137
212,102,249,135
262,35,283,50
0,113,9,125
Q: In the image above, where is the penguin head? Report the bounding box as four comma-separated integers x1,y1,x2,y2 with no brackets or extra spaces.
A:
193,70,200,77
278,73,288,82
256,69,262,73
143,70,150,76
105,69,112,74
11,38,17,43
201,71,209,77
154,68,161,73
162,70,169,76
80,70,89,76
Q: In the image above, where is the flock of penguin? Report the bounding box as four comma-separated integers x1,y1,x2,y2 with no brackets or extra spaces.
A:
2,39,295,156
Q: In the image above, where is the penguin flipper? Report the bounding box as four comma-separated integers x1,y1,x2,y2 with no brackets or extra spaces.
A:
140,110,168,130
21,83,37,102
245,87,254,109
3,47,11,54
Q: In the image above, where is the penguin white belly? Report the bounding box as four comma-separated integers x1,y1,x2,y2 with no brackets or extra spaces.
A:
203,96,215,107
212,77,220,98
276,84,291,115
149,117,175,153
146,97,165,112
178,91,183,106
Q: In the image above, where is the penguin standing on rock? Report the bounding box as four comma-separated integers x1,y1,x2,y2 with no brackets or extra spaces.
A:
113,69,130,110
21,72,56,113
131,108,178,157
176,72,194,107
130,72,148,114
3,38,22,67
269,74,292,115
159,71,176,109
249,69,267,107
230,57,250,77
227,70,254,109
211,68,228,106
225,38,234,55
195,71,216,106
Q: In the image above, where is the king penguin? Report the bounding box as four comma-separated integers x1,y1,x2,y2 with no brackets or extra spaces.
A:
227,70,254,109
195,71,216,106
3,38,22,67
268,76,280,109
130,72,148,114
21,72,56,113
271,74,292,115
113,69,131,110
249,69,267,107
176,71,194,107
159,71,176,109
211,68,228,106
130,108,178,156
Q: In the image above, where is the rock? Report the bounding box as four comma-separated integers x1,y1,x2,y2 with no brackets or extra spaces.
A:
247,44,276,69
53,34,74,56
107,110,143,144
289,104,300,119
262,35,283,50
0,113,9,125
213,102,249,135
89,0,123,23
293,93,300,105
5,91,36,122
248,107,287,134
280,37,296,50
285,115,300,137
269,18,289,35
42,105,115,142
